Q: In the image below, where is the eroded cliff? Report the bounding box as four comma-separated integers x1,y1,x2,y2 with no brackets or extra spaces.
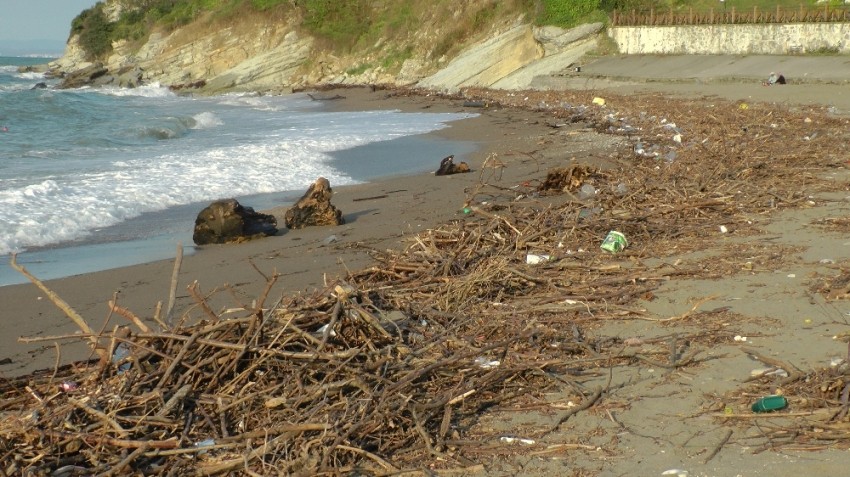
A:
50,1,603,94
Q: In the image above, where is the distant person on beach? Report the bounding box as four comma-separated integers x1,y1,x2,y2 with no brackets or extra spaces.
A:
763,72,786,86
0,126,7,132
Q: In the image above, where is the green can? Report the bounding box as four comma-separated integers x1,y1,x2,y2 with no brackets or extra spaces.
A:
751,395,787,413
601,231,628,253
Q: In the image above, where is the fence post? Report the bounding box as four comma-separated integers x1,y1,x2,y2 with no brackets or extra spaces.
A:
668,6,673,25
689,7,693,24
775,4,780,23
753,5,758,23
731,6,736,23
800,3,804,22
710,7,714,24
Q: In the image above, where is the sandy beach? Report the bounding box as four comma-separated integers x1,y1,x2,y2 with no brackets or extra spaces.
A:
4,57,850,475
0,88,579,376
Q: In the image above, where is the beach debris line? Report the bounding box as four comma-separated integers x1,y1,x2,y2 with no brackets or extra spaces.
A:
284,176,344,229
5,85,850,473
192,198,277,245
434,154,471,176
2,253,617,475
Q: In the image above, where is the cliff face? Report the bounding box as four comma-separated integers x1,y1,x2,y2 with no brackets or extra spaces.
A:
51,1,603,94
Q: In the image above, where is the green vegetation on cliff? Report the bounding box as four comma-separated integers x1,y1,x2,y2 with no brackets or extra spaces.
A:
70,0,616,61
71,0,838,61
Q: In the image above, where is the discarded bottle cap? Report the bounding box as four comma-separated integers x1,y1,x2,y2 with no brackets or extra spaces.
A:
600,231,628,253
751,395,787,413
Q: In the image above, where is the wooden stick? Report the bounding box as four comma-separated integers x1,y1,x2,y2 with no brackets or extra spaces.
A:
96,442,150,477
166,242,183,326
188,280,220,322
108,300,152,333
69,397,128,436
703,428,733,464
40,429,180,449
10,254,101,358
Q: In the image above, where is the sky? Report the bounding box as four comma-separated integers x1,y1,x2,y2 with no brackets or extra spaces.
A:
0,0,101,54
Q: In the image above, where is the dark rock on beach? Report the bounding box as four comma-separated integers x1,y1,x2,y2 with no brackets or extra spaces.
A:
285,177,344,229
435,155,471,176
193,199,278,245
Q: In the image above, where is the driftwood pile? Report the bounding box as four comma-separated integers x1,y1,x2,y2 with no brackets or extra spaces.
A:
3,86,850,473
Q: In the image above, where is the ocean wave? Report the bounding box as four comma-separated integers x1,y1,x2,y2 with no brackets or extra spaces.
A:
0,86,476,255
191,112,223,129
95,83,175,98
0,137,353,255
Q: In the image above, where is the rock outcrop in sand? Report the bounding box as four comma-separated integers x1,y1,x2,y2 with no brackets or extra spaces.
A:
284,177,344,229
192,199,278,245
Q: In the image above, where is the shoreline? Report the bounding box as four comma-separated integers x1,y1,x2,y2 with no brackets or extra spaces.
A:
0,130,476,288
0,86,572,377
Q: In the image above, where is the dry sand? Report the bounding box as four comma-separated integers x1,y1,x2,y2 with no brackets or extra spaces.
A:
3,67,850,475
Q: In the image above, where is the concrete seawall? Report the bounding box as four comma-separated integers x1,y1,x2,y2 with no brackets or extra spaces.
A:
610,23,850,54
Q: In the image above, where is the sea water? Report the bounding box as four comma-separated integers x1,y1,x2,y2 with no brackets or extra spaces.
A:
0,56,476,286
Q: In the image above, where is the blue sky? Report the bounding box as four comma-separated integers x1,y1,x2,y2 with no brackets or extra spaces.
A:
0,0,101,54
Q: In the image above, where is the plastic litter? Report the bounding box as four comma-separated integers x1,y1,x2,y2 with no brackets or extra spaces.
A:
592,97,606,106
112,342,132,374
600,231,628,253
661,470,689,477
500,436,535,445
316,324,337,338
525,254,550,265
195,438,216,447
750,367,788,378
194,438,216,455
577,183,597,200
752,395,787,413
614,183,628,196
474,357,501,369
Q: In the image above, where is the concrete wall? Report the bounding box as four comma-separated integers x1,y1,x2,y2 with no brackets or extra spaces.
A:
610,23,850,54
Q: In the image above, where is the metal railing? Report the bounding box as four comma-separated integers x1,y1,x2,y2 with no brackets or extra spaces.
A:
611,4,850,26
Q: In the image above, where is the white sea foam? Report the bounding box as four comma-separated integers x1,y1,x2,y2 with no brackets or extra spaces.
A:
0,80,476,256
0,143,350,255
191,112,222,129
96,82,175,98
